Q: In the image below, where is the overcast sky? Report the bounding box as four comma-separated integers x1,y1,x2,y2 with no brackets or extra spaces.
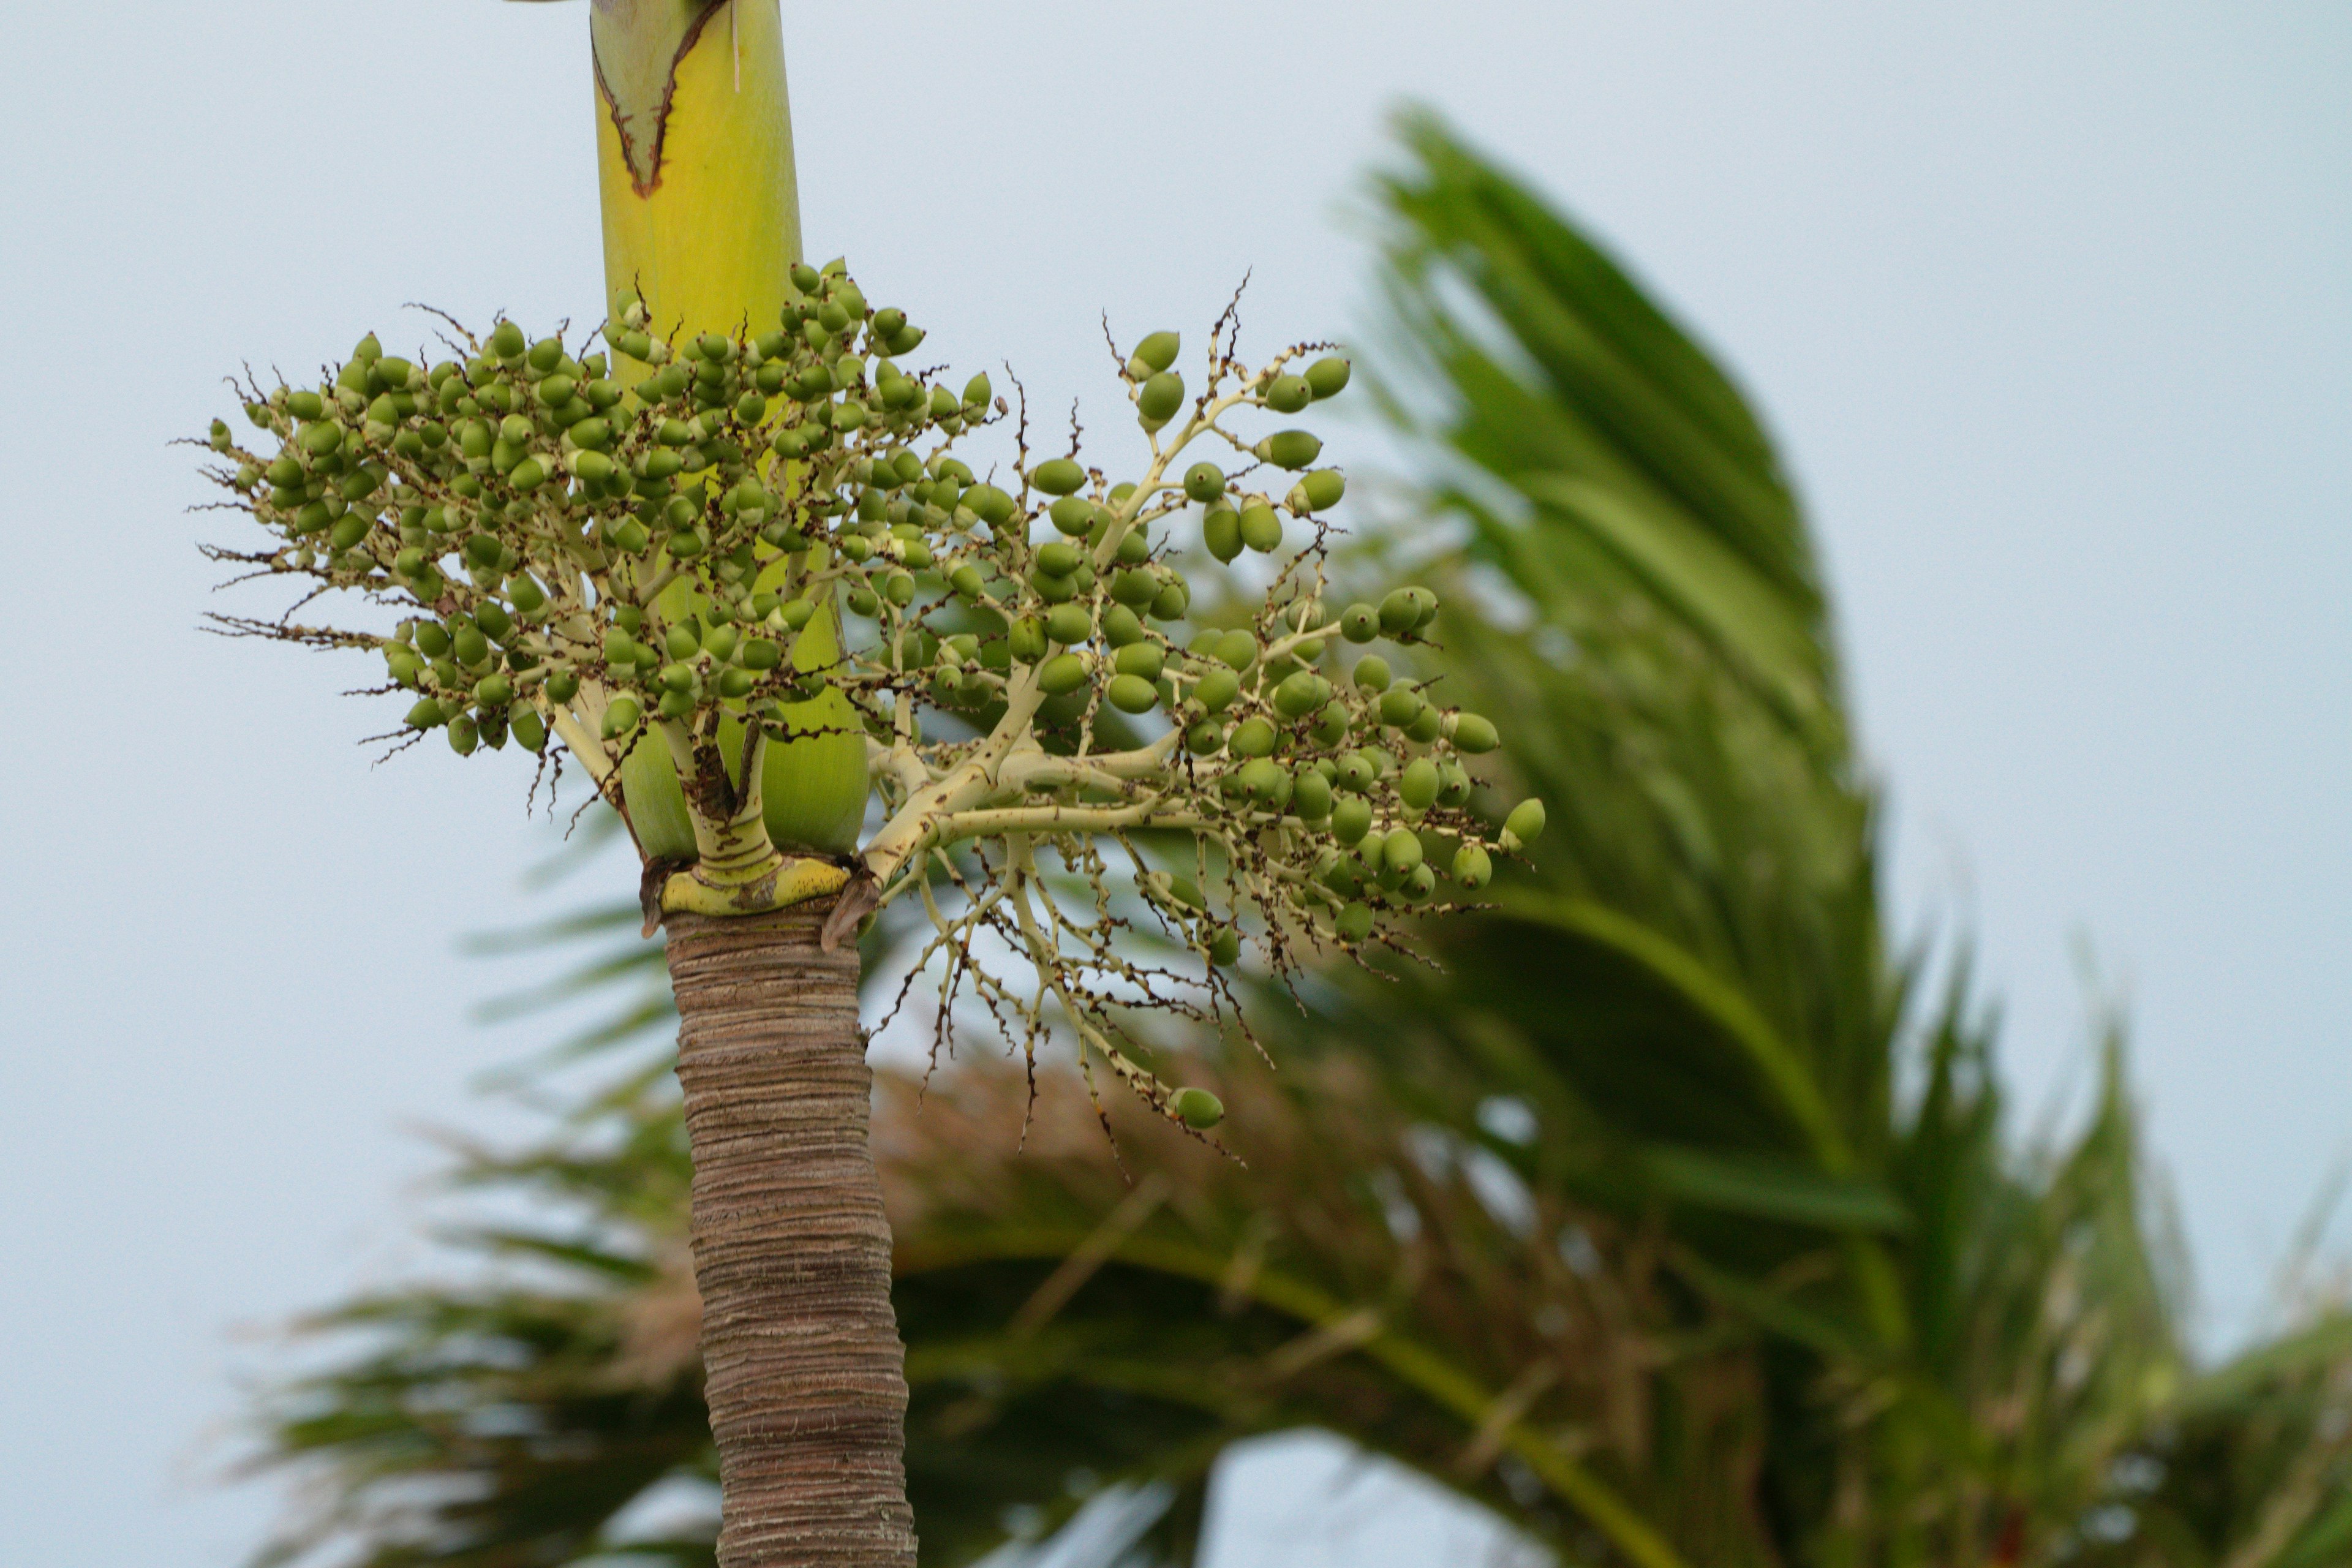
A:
1,3,2345,1564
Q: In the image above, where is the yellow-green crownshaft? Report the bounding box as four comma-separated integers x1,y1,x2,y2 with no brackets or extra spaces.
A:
589,0,867,863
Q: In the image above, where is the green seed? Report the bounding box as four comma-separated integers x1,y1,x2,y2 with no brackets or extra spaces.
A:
1382,828,1423,872
475,601,514,642
1114,643,1164,680
1238,503,1283,553
286,390,325,421
1203,505,1242,563
963,372,993,407
1229,717,1276,758
1310,700,1351,748
1129,331,1181,377
1046,603,1093,646
545,670,580,703
1194,666,1240,712
1186,719,1224,755
475,673,513,707
1150,580,1189,621
1170,1087,1224,1129
1237,758,1285,801
1501,798,1547,851
1213,630,1258,670
1107,674,1158,714
509,707,546,752
488,321,525,359
1009,617,1048,662
1033,457,1085,496
526,337,563,372
1109,568,1159,608
884,571,916,606
1254,430,1322,470
1332,796,1373,845
1354,656,1392,692
1406,704,1444,744
1378,589,1420,636
510,457,548,491
1183,462,1225,503
1137,371,1184,426
1452,843,1493,889
846,586,879,617
1399,756,1440,811
300,422,342,455
600,696,642,737
1265,374,1312,413
1295,469,1346,511
1451,713,1499,753
572,450,614,483
404,696,445,729
1306,356,1352,399
1102,605,1146,646
1038,653,1089,695
1274,670,1326,718
1335,901,1374,943
328,514,369,551
1037,540,1081,576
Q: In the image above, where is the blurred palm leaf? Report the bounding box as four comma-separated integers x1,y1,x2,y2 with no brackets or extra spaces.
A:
242,111,2352,1568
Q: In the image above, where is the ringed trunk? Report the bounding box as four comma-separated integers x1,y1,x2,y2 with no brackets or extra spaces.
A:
667,905,916,1567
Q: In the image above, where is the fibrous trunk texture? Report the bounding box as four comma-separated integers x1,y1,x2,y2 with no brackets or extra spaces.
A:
666,905,917,1567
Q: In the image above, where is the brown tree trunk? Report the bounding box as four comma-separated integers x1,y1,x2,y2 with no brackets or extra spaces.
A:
665,903,917,1567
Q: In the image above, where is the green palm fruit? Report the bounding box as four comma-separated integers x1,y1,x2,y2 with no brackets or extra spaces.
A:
1238,504,1283,553
1045,604,1093,646
1436,763,1473,809
412,622,451,658
1331,795,1373,845
265,456,304,489
1450,713,1499,753
884,571,916,606
300,422,343,456
523,338,562,374
1102,605,1146,646
1399,756,1440,811
1128,331,1181,378
475,602,514,642
385,647,421,687
404,696,446,729
443,714,479,755
1033,457,1085,496
1183,462,1225,503
734,636,782,672
1378,589,1420,636
1305,356,1352,399
542,671,579,704
702,624,741,663
537,374,578,407
1274,670,1327,718
475,673,513,708
286,390,326,421
1382,827,1424,873
733,390,767,423
1194,666,1241,712
1032,570,1076,604
512,456,551,492
1293,469,1346,511
1229,717,1276,758
1186,720,1224,755
954,482,1012,527
1310,700,1351,748
461,533,501,569
715,667,753,699
1109,569,1158,608
505,707,544,753
666,623,702,659
962,371,993,408
1044,497,1091,537
600,697,643,737
771,428,809,459
1213,630,1259,670
1401,864,1439,902
571,450,616,483
659,662,695,694
1255,430,1322,470
1113,644,1164,680
1335,901,1374,943
1336,752,1381,793
1202,505,1242,563
1150,580,1189,621
1009,617,1048,663
1406,704,1445,744
1107,674,1158,714
948,564,986,601
1501,798,1547,852
1036,541,1082,577
1403,587,1439,627
1207,928,1243,967
488,322,526,359
1137,371,1185,426
1170,1087,1224,1129
1038,653,1090,695
453,627,491,667
1292,770,1333,821
1265,374,1312,413
1353,656,1392,692
328,515,369,551
1115,525,1152,565
1237,758,1285,800
846,586,879,617
1452,843,1493,889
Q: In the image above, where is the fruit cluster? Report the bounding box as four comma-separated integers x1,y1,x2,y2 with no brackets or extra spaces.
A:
203,260,1543,1131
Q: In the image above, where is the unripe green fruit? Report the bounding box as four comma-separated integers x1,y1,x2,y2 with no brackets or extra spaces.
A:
405,696,446,729
846,586,879,617
1114,643,1164,680
1335,901,1374,943
328,514,370,551
1046,603,1093,646
1207,927,1243,966
948,564,986,601
963,371,993,408
1009,617,1048,663
1306,356,1352,399
1036,540,1081,577
1048,496,1094,537
1451,713,1499,753
1403,586,1439,627
659,662,695,693
266,456,304,489
1202,506,1242,563
453,628,491,666
959,482,1012,527
884,571,916,606
1229,717,1276,758
502,707,543,752
1238,504,1283,554
1110,568,1159,608
1310,700,1351,748
1399,756,1440,811
1033,457,1085,496
413,622,452,657
441,714,480,755
1265,374,1312,413
1183,462,1225,503
665,624,701,660
1102,605,1146,646
1406,704,1444,744
1038,653,1089,695
1336,751,1381,794
1292,770,1334,821
1332,795,1373,845
300,421,342,455
286,390,326,421
474,601,513,643
1137,371,1185,426
295,501,333,535
1115,525,1152,565
537,374,577,408
510,457,548,491
1275,670,1327,718
1452,843,1494,889
1213,630,1259,670
1107,674,1158,714
545,670,579,703
1382,827,1424,872
1150,580,1190,621
1186,720,1224,755
1170,1087,1224,1129
1129,331,1181,376
1436,761,1473,808
715,667,753,699
1501,798,1547,851
1237,758,1285,801
1031,568,1076,603
1400,863,1439,902
1354,656,1392,692
1378,589,1420,635
475,673,513,707
1379,686,1426,729
1194,666,1240,712
1294,469,1346,511
488,321,525,359
1255,429,1322,470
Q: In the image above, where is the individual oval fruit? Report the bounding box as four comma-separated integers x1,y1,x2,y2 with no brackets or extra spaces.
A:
1128,331,1181,377
1450,712,1499,753
1398,756,1440,811
1305,356,1352,399
1335,900,1374,943
1169,1086,1224,1129
1264,373,1312,413
1137,371,1185,426
1330,795,1373,845
1037,653,1090,695
1238,503,1283,553
1353,655,1392,692
1294,469,1346,511
1193,666,1241,712
1107,674,1159,714
1032,457,1086,496
1501,797,1547,851
1183,462,1225,503
1046,603,1093,646
1202,505,1242,563
1452,843,1494,889
1114,643,1164,680
1213,630,1258,670
1228,717,1277,758
1379,686,1426,728
1255,430,1322,470
1382,827,1424,872
1291,770,1334,821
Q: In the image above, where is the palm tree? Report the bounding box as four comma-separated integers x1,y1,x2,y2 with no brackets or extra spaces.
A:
240,115,2352,1568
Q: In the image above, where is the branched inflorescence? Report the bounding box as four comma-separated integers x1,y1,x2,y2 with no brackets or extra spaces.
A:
199,260,1546,1137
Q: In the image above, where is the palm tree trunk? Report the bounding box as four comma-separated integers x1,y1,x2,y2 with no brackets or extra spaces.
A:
665,903,916,1567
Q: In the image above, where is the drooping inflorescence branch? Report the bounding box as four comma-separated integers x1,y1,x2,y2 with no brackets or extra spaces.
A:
200,260,1545,1136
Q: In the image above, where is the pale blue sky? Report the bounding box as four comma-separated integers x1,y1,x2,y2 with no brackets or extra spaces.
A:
1,3,2345,1563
